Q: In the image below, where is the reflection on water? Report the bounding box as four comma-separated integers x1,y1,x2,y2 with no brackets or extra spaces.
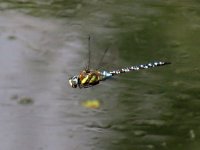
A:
0,1,200,150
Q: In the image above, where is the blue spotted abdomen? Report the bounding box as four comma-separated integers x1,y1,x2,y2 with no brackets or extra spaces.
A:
109,61,171,76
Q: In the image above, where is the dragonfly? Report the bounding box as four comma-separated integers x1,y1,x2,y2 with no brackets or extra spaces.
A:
68,36,171,88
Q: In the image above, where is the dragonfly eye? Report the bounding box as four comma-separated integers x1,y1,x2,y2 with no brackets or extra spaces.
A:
69,76,78,88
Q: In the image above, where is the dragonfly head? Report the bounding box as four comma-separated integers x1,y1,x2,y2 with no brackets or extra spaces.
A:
69,75,79,88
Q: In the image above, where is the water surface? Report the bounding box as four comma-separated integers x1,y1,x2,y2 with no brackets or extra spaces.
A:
0,1,200,150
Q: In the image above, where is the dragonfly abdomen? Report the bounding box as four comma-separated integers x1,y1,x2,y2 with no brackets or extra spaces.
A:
109,61,171,76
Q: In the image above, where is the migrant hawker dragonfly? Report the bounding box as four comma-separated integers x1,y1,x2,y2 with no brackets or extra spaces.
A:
68,36,171,88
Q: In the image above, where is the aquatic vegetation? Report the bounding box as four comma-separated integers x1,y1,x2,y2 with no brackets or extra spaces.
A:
82,99,100,109
17,96,34,105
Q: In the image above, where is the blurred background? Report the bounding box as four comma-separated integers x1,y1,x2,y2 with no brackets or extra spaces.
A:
0,0,200,150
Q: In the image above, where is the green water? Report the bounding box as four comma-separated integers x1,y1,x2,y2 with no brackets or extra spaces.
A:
0,0,200,150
